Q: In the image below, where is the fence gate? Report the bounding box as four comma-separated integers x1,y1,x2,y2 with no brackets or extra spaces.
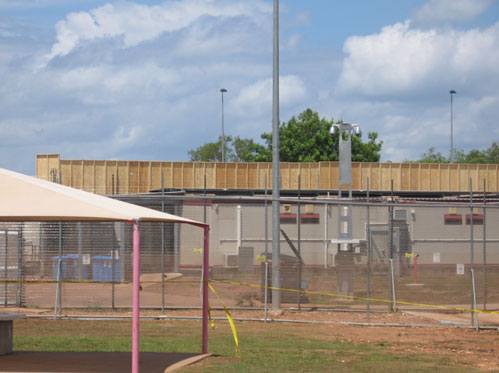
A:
0,228,24,307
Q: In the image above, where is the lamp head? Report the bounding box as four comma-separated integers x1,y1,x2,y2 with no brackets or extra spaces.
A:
449,89,456,94
220,88,227,93
352,124,362,137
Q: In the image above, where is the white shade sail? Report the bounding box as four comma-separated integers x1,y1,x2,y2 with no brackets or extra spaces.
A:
0,167,204,226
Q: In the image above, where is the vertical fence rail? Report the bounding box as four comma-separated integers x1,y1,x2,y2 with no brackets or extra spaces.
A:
483,178,487,310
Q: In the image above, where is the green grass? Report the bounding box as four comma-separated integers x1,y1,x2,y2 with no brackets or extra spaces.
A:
13,319,478,372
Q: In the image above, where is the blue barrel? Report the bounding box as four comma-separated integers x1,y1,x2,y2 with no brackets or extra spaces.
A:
65,254,90,280
92,256,120,282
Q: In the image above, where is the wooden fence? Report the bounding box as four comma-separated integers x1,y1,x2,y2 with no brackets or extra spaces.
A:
36,154,499,195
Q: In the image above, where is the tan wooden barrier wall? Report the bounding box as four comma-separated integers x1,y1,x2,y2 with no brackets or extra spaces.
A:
37,154,499,195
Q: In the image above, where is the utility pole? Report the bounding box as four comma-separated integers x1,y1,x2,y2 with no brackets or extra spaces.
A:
271,0,281,310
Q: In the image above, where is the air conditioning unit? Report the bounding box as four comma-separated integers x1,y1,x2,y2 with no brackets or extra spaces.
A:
224,253,238,268
393,209,408,221
282,204,292,213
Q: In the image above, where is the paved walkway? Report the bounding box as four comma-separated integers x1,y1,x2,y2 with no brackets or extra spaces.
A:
0,351,207,372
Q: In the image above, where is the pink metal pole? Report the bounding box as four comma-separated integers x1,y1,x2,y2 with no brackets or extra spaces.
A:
132,221,141,373
202,226,210,354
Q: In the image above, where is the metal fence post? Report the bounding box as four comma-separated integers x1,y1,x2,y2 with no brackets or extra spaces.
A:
297,175,301,310
264,175,269,323
4,230,8,307
388,180,394,312
111,222,115,309
482,178,487,310
161,172,165,315
470,178,474,326
366,178,371,322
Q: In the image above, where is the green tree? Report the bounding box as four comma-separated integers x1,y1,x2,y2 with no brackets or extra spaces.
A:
188,136,267,162
258,108,383,162
188,108,383,162
414,147,449,163
232,136,267,162
413,142,499,164
188,136,232,162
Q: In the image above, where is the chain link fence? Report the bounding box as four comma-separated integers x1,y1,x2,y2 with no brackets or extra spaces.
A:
1,187,498,327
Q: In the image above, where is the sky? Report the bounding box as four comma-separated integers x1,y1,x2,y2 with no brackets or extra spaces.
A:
1,0,498,175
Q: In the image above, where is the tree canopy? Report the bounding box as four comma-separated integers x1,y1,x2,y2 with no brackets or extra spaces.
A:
188,135,266,162
188,108,383,162
412,142,499,164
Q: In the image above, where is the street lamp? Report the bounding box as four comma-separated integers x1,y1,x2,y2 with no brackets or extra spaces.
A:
220,88,227,162
449,90,456,163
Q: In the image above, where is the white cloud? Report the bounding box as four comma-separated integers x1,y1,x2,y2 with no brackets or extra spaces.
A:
413,0,494,25
337,21,499,97
46,0,271,61
233,75,307,116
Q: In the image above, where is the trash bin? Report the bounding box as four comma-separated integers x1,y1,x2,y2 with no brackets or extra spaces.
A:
92,256,120,282
65,254,90,280
51,256,68,281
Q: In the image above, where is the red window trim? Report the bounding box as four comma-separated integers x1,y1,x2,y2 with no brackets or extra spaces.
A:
444,214,462,225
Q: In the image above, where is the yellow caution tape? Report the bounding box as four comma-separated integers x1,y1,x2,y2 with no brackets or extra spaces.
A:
207,304,215,329
209,279,499,316
207,282,240,358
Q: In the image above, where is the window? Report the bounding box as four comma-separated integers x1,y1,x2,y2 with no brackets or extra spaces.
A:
280,213,297,224
466,214,484,225
301,213,320,224
444,214,462,225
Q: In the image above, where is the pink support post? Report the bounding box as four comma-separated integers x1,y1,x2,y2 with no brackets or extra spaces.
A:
132,221,141,373
202,226,210,354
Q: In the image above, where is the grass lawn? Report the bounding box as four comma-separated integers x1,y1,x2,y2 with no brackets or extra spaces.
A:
13,318,480,372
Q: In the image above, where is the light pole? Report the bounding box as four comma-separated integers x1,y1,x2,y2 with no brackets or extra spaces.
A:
220,88,227,162
271,0,281,310
450,89,456,163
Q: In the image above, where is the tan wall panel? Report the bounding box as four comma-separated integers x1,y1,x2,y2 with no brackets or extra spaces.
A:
351,163,360,190
94,161,107,194
488,165,498,192
204,163,215,189
459,165,470,192
171,163,183,189
319,163,330,189
287,163,300,189
429,164,439,191
409,164,420,190
439,164,449,191
36,154,60,181
400,164,410,190
236,163,247,189
449,164,459,191
224,163,235,189
193,163,205,189
82,161,95,193
477,165,488,192
128,162,138,194
59,161,70,187
105,161,117,194
310,163,320,190
182,162,194,189
150,162,162,190
116,161,128,194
